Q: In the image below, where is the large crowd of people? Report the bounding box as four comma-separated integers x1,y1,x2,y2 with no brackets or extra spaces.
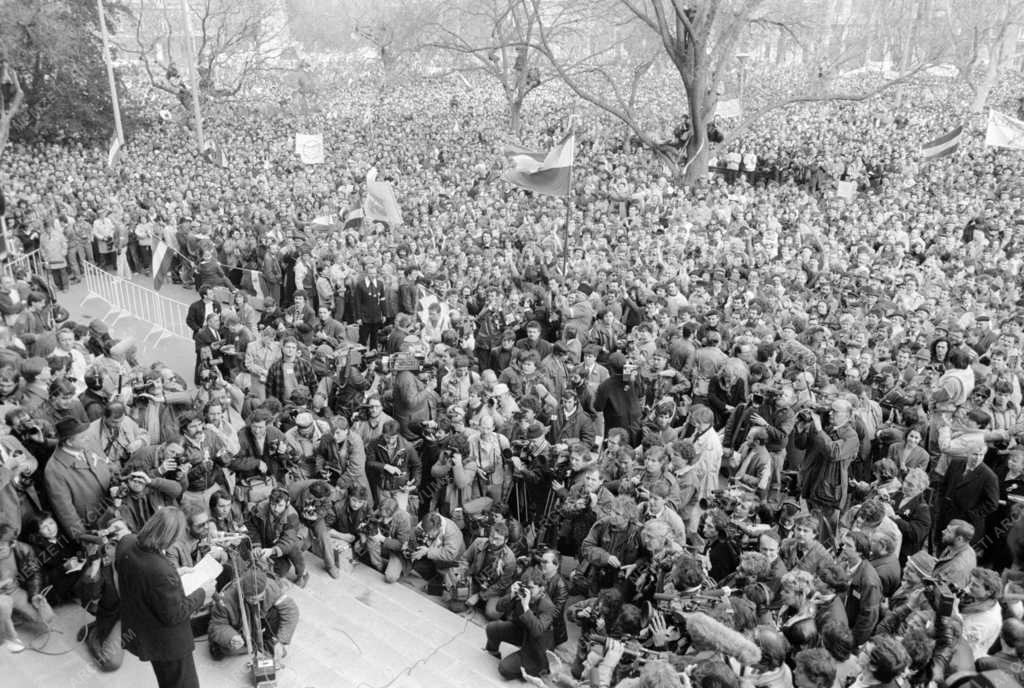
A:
1,57,1024,688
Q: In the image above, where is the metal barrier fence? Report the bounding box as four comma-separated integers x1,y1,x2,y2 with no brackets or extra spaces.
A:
3,248,45,279
82,262,192,345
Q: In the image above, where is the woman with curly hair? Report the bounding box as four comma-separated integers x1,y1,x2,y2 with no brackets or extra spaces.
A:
777,569,819,659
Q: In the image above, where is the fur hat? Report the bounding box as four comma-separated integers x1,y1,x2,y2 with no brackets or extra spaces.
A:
682,611,761,666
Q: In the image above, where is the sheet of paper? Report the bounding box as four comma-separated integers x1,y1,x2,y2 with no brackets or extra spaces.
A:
181,553,223,596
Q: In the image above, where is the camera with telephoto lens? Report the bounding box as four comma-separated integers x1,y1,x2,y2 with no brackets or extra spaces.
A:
129,371,151,396
750,385,780,406
797,404,832,427
357,513,387,537
404,526,430,558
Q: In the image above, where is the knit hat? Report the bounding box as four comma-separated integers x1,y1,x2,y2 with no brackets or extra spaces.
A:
906,551,936,578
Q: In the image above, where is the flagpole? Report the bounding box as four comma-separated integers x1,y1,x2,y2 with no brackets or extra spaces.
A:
561,122,575,279
96,0,124,147
180,0,206,151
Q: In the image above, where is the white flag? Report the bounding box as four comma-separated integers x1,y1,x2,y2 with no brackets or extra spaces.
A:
985,110,1024,150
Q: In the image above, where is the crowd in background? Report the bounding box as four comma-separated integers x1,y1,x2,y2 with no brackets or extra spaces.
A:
0,62,1023,688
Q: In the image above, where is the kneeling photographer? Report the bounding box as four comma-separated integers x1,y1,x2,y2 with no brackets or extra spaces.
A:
209,567,299,663
484,568,557,680
459,521,517,619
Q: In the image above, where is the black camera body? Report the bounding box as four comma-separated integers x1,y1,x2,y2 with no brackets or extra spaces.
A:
923,578,965,617
357,513,387,537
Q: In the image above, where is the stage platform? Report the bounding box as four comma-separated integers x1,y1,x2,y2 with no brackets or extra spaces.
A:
9,554,517,688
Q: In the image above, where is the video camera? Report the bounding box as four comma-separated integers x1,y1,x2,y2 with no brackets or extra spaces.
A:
797,404,832,427
922,577,968,617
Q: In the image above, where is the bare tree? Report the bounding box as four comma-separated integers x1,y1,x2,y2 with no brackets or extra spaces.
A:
0,56,24,160
120,0,292,101
421,0,569,135
945,0,1024,112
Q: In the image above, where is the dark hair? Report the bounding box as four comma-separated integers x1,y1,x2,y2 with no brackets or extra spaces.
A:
209,490,232,512
137,506,187,551
269,487,290,505
868,635,910,682
947,348,972,369
819,619,853,661
818,563,851,594
902,628,936,673
250,408,273,425
844,530,872,559
794,648,836,688
489,522,509,539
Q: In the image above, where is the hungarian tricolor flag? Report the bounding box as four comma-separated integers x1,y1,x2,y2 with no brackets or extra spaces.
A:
106,134,123,169
502,133,574,197
152,240,174,291
241,269,270,302
921,124,962,161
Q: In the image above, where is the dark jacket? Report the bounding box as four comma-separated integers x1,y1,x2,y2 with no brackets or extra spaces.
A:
845,559,882,647
209,576,299,648
495,589,557,673
116,534,207,662
353,276,386,324
549,407,597,447
938,458,999,537
247,500,303,554
185,299,221,334
891,492,931,562
797,423,859,511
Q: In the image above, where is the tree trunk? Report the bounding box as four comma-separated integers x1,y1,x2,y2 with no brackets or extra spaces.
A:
510,96,523,136
970,44,1002,113
682,84,710,185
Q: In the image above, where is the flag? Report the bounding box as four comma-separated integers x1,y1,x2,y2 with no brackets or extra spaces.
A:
502,133,574,197
295,133,325,164
152,240,173,291
106,134,123,169
343,208,364,229
203,141,227,168
985,110,1024,149
363,180,403,226
241,269,269,302
922,124,963,160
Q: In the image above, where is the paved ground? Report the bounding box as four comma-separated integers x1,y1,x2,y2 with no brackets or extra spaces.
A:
63,270,198,377
10,554,517,688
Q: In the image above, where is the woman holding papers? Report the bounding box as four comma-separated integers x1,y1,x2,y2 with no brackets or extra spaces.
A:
116,506,216,688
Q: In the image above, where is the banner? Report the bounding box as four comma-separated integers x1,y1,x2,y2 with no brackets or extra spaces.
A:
716,99,743,119
836,181,857,200
363,181,403,226
985,110,1024,150
295,133,325,164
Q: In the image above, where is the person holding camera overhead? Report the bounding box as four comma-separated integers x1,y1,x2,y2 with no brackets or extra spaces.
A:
484,567,557,680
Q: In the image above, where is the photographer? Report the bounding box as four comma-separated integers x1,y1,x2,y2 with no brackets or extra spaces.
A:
0,523,52,653
796,399,859,542
960,567,1003,661
484,568,557,680
75,524,128,671
576,495,643,595
836,530,882,649
365,495,413,583
722,383,796,496
282,412,330,481
460,521,518,619
315,416,370,502
247,487,308,588
5,406,57,464
83,400,149,472
289,478,342,578
350,395,392,448
127,369,195,445
429,432,478,516
406,510,465,591
177,412,231,514
118,470,184,534
209,567,299,662
367,420,421,513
